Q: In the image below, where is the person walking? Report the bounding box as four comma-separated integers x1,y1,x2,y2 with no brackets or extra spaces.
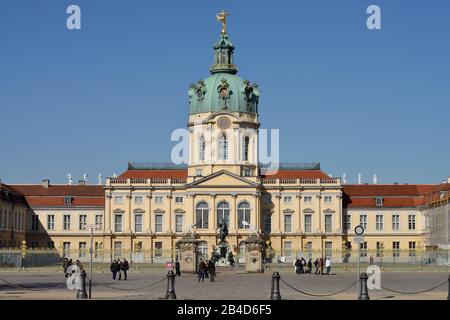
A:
204,260,210,279
198,259,207,282
110,259,118,280
76,259,83,271
208,260,216,282
369,256,374,266
122,258,129,280
175,261,181,277
62,258,69,274
118,259,123,280
325,257,331,275
314,258,319,275
301,257,307,274
264,256,270,270
307,258,313,274
319,257,324,275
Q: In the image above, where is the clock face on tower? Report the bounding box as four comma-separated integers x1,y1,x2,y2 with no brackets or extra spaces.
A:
217,116,231,130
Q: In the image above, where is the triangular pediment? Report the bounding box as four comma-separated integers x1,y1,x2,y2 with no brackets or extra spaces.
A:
187,170,259,188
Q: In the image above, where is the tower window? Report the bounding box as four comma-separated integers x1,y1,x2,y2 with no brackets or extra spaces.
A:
199,136,205,161
218,134,228,160
243,136,250,161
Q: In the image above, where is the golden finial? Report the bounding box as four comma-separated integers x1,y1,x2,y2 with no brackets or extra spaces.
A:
216,9,229,35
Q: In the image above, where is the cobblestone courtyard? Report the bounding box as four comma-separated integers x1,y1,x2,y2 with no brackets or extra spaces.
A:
0,267,449,300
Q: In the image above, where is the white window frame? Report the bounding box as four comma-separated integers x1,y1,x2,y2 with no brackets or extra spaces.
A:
114,196,123,204
154,196,163,204
283,196,292,203
284,214,292,233
392,214,400,230
304,196,312,203
155,214,163,233
304,214,312,233
134,196,143,204
175,196,184,203
360,214,367,230
175,214,183,233
324,196,333,204
376,215,384,230
134,214,143,233
79,215,87,231
408,215,416,230
114,214,123,233
63,215,71,231
47,215,55,230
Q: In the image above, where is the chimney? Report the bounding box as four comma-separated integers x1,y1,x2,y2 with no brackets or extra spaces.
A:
447,177,450,184
42,179,50,188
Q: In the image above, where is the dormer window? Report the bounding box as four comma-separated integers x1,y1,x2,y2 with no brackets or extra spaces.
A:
64,196,72,206
376,196,383,207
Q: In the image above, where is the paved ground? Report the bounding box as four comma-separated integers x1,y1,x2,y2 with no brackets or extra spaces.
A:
0,268,448,300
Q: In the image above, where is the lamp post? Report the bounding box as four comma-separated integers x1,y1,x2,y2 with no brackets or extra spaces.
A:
84,224,99,299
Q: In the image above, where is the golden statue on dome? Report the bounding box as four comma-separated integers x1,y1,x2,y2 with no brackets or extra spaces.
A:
216,9,229,35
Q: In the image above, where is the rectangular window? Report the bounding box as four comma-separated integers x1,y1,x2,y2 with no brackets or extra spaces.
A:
325,241,333,258
264,214,271,234
95,242,103,258
324,196,332,204
63,215,71,230
283,241,292,258
376,215,384,230
243,169,252,177
134,196,143,204
195,169,202,177
154,196,163,203
47,241,54,249
175,214,183,233
79,215,87,230
305,242,313,259
95,215,103,229
376,196,383,206
376,242,384,257
79,242,87,258
114,214,123,233
284,215,292,232
392,215,400,230
47,215,55,230
393,242,400,257
114,242,122,258
64,196,72,206
155,214,163,233
304,196,312,203
31,215,39,231
283,196,292,203
409,241,416,257
360,242,368,257
408,215,416,230
175,196,184,203
63,242,71,257
114,196,123,204
360,215,367,230
155,242,163,257
325,214,332,233
134,214,143,233
345,214,351,231
304,214,312,233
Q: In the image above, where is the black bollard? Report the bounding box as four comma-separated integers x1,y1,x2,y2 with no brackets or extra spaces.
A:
165,270,176,299
76,270,88,299
270,272,281,300
358,272,370,300
447,274,450,300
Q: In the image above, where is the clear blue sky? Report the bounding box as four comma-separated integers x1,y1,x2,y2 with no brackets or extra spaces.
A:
1,0,449,184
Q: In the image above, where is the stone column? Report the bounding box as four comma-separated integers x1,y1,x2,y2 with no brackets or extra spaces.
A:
167,194,173,233
146,194,152,233
126,194,132,233
105,195,112,233
337,194,343,233
254,192,260,233
211,193,217,231
316,194,322,233
296,193,302,233
232,193,238,233
275,193,281,233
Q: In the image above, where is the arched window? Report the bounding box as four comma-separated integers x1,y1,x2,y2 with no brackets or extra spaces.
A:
196,201,209,229
243,136,250,161
198,241,209,260
218,134,228,160
238,201,251,229
217,201,230,227
198,136,205,161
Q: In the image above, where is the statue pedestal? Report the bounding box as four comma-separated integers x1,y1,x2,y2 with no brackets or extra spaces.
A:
244,237,265,273
176,236,199,273
214,241,230,267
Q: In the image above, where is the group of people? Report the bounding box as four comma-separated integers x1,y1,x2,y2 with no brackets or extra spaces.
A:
62,258,84,275
294,257,332,275
110,258,130,280
197,258,216,282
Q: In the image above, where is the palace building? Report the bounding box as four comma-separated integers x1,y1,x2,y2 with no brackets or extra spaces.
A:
1,13,449,264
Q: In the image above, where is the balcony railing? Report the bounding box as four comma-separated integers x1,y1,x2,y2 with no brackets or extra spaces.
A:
261,178,341,186
108,178,187,187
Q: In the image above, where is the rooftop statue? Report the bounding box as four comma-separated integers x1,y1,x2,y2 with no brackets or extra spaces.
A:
216,9,229,35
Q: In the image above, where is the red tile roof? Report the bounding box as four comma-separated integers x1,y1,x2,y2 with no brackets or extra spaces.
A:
262,170,330,179
5,184,104,208
25,196,104,207
8,185,104,197
0,184,28,206
119,169,330,179
343,184,436,208
119,170,188,179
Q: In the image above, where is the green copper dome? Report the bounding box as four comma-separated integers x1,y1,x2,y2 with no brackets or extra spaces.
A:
188,33,259,115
